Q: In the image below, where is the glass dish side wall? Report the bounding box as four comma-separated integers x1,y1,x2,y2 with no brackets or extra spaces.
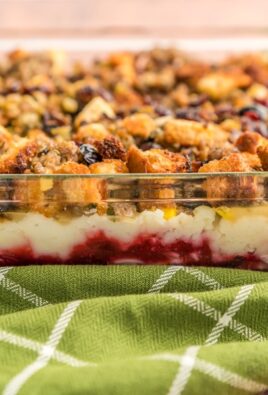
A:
0,173,267,269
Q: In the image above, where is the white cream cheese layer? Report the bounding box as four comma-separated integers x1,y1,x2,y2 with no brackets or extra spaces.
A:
0,206,267,261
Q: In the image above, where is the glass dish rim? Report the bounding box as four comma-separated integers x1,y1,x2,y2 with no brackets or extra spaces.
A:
0,172,267,180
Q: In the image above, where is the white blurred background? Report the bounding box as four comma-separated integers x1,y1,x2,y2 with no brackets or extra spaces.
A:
0,0,267,36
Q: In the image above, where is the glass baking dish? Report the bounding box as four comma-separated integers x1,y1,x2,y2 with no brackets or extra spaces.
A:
0,172,267,269
1,35,268,269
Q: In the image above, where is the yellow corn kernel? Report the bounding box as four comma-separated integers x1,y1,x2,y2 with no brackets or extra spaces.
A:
163,207,177,220
214,206,234,221
40,178,53,192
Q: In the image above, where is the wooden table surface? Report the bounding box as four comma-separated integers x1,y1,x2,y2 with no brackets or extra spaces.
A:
0,0,268,37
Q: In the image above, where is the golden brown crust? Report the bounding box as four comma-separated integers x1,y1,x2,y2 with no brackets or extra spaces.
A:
89,159,128,174
2,48,268,215
199,152,261,173
127,146,187,173
197,70,251,99
122,114,156,139
199,152,262,202
235,131,264,154
162,119,229,148
257,145,268,170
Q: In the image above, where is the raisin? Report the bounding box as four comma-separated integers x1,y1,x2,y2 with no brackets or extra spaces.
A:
139,138,162,151
79,144,102,165
42,111,66,135
215,104,237,122
175,108,202,122
76,86,95,103
153,104,172,116
189,94,208,107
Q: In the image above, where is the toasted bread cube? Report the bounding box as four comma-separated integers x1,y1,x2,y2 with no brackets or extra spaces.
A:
127,146,187,173
89,159,128,174
122,113,156,139
54,162,102,205
162,119,228,148
257,145,268,170
89,159,128,214
13,176,60,217
197,71,251,99
73,123,111,144
235,131,267,154
199,153,262,201
127,146,186,210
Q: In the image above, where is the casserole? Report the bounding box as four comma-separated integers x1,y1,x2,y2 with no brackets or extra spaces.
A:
0,40,268,268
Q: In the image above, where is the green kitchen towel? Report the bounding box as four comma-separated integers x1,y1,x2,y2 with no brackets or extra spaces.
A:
0,265,267,395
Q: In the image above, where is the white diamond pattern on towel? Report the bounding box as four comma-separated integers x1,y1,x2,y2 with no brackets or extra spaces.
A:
148,266,224,294
148,267,263,395
182,267,223,290
143,353,267,393
167,346,200,395
0,267,48,307
0,329,93,368
168,284,261,395
205,284,255,346
148,266,183,293
170,292,264,342
3,300,82,395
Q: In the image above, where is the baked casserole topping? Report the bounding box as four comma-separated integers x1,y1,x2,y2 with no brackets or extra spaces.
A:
1,48,268,173
1,48,268,213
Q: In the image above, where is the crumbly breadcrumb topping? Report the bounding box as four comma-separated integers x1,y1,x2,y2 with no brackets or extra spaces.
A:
1,48,268,214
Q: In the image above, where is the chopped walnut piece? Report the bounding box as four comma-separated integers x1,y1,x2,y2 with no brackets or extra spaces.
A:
127,146,187,173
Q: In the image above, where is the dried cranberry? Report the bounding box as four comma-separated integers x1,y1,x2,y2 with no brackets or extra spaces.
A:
255,97,268,107
79,144,102,165
238,104,267,121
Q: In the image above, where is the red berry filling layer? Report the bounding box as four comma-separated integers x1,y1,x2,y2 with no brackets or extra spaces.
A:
0,232,265,270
